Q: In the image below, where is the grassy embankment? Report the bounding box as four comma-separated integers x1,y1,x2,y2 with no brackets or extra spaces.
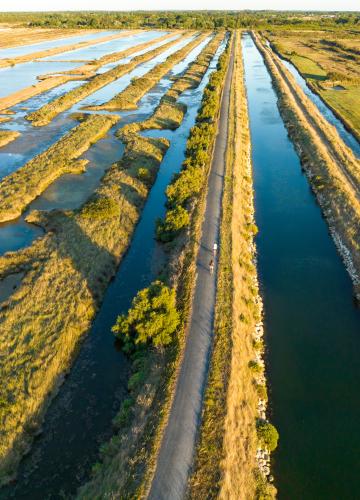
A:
77,33,227,500
265,30,360,141
254,33,360,296
0,114,119,223
84,32,211,111
0,30,137,69
0,131,168,484
189,31,276,500
0,32,177,113
0,130,20,148
0,34,217,486
25,32,191,126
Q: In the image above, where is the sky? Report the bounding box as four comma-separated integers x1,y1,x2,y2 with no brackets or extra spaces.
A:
1,0,359,12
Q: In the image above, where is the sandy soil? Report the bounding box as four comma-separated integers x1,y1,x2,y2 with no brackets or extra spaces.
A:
0,27,99,49
0,30,140,69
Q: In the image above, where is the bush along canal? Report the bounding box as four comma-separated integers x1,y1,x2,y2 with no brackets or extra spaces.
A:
0,38,226,500
242,32,360,499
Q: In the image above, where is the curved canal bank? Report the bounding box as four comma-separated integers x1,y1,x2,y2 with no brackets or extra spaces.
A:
243,33,360,499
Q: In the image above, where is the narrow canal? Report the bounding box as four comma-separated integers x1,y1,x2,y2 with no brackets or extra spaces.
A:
0,38,226,500
242,33,360,499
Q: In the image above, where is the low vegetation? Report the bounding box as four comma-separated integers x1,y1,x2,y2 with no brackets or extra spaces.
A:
265,29,360,140
112,281,180,350
77,33,226,499
26,32,189,126
0,130,20,148
85,32,209,110
0,113,170,486
189,32,276,500
254,32,360,298
0,113,119,223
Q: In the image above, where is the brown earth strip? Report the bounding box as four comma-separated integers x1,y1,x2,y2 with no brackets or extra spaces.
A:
0,30,139,69
0,27,97,49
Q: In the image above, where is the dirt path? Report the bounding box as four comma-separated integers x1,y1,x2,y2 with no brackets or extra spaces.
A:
147,37,235,500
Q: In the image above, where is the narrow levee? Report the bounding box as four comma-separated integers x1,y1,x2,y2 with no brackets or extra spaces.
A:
0,38,225,500
243,33,360,498
148,35,234,500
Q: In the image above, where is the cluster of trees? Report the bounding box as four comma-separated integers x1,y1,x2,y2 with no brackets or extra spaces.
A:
157,40,230,242
112,281,180,352
1,11,359,31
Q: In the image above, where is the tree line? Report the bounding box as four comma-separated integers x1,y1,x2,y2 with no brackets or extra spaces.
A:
0,11,359,31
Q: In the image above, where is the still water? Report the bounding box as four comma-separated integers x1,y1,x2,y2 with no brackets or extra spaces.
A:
243,33,360,499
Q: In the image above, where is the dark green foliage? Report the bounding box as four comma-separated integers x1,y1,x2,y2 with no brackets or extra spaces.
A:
156,206,190,242
1,11,359,31
112,280,180,350
81,196,120,219
157,39,231,244
256,421,279,452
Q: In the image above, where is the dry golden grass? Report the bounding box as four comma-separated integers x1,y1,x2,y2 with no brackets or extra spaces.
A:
220,31,260,500
0,130,20,148
0,121,169,487
254,33,360,293
0,114,119,223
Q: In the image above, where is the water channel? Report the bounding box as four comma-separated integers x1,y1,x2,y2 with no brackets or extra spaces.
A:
0,32,200,257
0,36,224,500
243,33,360,499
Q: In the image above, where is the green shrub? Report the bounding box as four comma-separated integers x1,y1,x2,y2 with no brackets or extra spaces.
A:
156,206,190,242
255,384,268,401
137,167,151,184
256,421,279,452
81,196,120,219
248,360,263,373
112,280,180,349
166,166,203,207
112,397,134,429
